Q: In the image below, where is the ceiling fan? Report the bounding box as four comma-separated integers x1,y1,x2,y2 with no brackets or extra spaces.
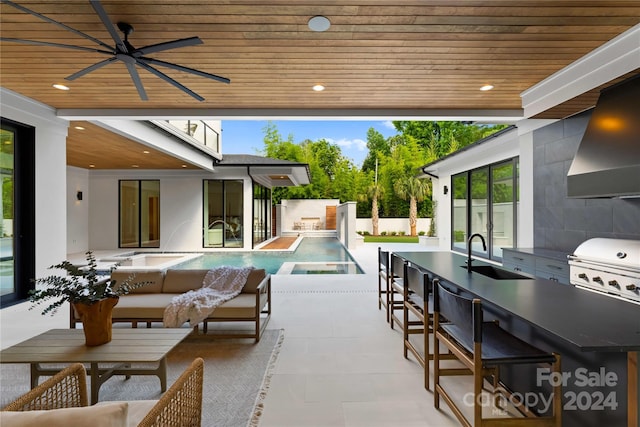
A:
0,0,230,101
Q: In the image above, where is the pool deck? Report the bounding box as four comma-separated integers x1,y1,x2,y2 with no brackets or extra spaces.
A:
259,237,298,250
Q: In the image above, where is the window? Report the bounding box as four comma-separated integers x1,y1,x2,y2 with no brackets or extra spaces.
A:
204,180,243,248
451,158,519,261
119,180,160,248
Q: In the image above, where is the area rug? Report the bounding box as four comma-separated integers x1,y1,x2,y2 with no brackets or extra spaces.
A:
0,329,284,427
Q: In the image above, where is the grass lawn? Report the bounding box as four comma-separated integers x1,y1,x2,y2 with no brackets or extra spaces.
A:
363,235,419,243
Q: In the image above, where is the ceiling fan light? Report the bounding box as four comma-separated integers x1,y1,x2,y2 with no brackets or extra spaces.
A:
53,84,70,91
308,16,331,32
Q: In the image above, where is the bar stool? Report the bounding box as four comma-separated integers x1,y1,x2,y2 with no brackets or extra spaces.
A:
433,279,562,427
403,263,431,389
377,247,391,323
389,253,406,330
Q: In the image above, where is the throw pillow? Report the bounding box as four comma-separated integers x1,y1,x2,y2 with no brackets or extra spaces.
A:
0,402,128,427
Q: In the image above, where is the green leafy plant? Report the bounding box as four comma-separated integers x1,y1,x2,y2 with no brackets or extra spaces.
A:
29,251,148,315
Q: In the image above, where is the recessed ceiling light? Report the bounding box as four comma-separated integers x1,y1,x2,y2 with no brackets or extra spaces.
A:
131,164,139,168
74,126,85,130
143,150,150,154
312,84,325,92
89,164,95,168
308,15,330,32
182,164,187,168
53,83,69,91
480,84,494,91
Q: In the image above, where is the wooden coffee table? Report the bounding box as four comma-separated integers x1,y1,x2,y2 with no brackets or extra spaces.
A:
0,328,192,404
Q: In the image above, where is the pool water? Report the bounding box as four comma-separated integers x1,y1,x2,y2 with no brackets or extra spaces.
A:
174,237,363,275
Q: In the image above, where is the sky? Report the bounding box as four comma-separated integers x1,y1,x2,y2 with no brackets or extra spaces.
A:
220,120,400,166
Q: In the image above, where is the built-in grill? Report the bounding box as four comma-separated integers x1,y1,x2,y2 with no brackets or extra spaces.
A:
568,238,640,304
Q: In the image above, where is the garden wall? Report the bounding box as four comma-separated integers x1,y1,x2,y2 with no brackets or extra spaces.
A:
355,218,432,236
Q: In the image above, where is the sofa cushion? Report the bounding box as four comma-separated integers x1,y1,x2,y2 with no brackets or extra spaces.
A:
112,294,177,319
111,270,164,294
161,269,209,293
97,400,157,427
111,292,266,321
242,269,266,293
208,293,266,319
0,402,128,427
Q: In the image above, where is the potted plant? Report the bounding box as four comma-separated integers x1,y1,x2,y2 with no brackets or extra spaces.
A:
419,201,439,247
29,251,147,346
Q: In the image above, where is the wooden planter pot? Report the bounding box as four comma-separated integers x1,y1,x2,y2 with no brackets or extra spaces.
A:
72,297,119,346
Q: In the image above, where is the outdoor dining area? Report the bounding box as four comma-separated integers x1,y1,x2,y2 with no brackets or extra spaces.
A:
293,217,323,231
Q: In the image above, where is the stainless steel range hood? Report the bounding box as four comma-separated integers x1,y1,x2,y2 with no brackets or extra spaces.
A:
567,74,640,198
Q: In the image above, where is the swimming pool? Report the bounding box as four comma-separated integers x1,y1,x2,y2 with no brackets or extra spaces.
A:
174,237,363,274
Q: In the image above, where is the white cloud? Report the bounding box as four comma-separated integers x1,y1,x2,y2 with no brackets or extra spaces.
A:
327,138,367,151
382,120,395,130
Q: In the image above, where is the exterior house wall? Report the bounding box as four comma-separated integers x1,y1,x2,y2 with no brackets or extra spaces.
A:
426,127,524,251
84,168,256,252
1,88,68,277
67,166,90,254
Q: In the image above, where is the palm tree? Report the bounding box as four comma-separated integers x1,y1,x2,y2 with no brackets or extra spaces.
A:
394,176,430,236
368,182,384,235
358,180,384,235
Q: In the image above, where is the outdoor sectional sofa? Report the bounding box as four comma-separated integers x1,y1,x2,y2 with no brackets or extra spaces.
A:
69,268,271,342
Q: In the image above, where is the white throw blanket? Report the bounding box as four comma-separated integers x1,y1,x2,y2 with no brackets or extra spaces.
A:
163,266,253,328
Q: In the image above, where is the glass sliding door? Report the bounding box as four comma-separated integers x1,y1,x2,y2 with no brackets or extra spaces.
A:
1,118,35,308
204,180,243,248
252,183,271,246
451,157,519,261
491,161,516,259
119,180,160,248
0,127,15,298
470,167,489,257
451,173,468,252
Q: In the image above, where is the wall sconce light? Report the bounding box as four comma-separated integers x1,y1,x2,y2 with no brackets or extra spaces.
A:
443,185,448,195
76,191,83,201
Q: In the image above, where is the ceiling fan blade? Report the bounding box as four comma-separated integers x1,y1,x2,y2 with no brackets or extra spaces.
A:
136,60,204,101
65,57,117,81
125,62,149,101
1,0,114,51
90,0,128,53
134,37,203,56
0,37,113,55
139,57,230,84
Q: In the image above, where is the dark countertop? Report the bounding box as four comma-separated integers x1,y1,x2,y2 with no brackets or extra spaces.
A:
502,247,570,262
395,251,640,352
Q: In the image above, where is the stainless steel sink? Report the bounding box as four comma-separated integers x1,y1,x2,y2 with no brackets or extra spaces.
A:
462,265,532,280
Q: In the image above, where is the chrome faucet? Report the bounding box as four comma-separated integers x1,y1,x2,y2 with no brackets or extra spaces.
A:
467,233,487,272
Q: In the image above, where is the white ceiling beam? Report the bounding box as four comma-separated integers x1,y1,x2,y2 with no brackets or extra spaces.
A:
57,108,523,123
521,23,640,118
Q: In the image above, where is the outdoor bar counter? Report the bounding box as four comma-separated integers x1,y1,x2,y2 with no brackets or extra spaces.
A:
395,251,640,427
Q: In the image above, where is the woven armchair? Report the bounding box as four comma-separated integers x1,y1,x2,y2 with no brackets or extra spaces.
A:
137,357,204,427
2,363,88,411
3,358,204,427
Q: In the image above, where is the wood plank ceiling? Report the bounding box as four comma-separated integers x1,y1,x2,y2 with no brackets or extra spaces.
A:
1,1,639,168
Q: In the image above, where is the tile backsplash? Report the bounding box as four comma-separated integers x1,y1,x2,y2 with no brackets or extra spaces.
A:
532,110,640,252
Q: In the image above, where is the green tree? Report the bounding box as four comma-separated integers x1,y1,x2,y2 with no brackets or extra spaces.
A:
361,127,390,173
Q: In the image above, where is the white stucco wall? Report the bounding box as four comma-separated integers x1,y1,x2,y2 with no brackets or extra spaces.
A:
279,199,340,230
67,166,90,254
1,88,69,277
